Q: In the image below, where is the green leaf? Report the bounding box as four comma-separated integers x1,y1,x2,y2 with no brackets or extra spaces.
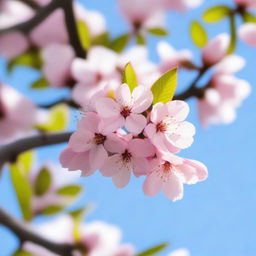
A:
136,34,146,45
36,104,69,132
34,167,51,196
31,77,49,89
16,151,34,175
242,12,256,23
122,62,138,92
227,14,237,54
147,27,168,36
10,164,32,221
91,32,110,46
136,243,169,256
57,185,82,197
13,250,33,256
41,205,64,215
151,68,178,104
203,5,231,23
7,49,42,73
190,21,208,48
77,20,90,49
110,34,130,53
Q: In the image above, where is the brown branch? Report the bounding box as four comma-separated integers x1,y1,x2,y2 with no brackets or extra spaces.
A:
174,67,208,101
39,98,80,109
0,132,72,169
0,208,75,256
0,0,85,58
18,0,40,9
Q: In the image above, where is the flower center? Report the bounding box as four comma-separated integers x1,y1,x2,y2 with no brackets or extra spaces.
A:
162,161,171,173
95,73,103,83
156,121,168,132
120,106,131,118
122,150,132,163
94,133,106,145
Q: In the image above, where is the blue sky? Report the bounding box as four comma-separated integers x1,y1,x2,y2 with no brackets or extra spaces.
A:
0,0,256,255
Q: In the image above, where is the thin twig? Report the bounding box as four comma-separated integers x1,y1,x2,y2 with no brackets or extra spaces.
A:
18,0,40,9
39,98,80,109
0,208,75,256
0,132,72,169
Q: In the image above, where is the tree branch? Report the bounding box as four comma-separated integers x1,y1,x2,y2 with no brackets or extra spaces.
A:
18,0,40,9
39,98,80,109
0,132,72,169
0,0,85,58
0,208,75,256
174,67,208,101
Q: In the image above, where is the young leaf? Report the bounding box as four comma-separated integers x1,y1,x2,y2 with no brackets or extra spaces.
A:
34,167,51,196
151,68,178,104
190,21,208,48
242,12,256,23
136,34,146,45
227,14,237,54
10,164,33,221
13,250,33,256
35,104,69,132
91,32,110,46
57,185,82,196
31,77,49,89
16,151,34,175
203,5,231,23
41,205,64,215
7,49,42,73
147,27,168,36
122,62,138,91
136,243,169,256
77,20,90,49
110,34,130,53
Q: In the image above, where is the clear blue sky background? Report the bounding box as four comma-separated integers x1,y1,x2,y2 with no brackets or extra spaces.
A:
0,0,256,255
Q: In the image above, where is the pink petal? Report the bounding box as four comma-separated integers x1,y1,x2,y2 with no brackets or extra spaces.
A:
150,103,168,123
112,168,131,188
184,159,208,182
95,98,120,118
100,154,122,177
89,144,108,171
77,113,101,133
131,86,153,113
143,171,163,197
133,157,150,177
115,83,132,106
128,138,155,157
100,116,125,134
166,100,190,121
125,113,147,134
69,130,94,152
104,134,127,154
144,123,157,138
163,173,183,201
239,23,256,47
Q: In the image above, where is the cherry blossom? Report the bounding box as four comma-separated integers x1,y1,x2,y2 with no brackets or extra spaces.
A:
101,136,155,188
202,34,230,66
238,23,256,47
234,0,256,8
0,84,37,143
161,0,203,12
168,248,190,256
41,43,75,87
144,101,195,154
157,41,193,72
143,153,208,201
95,83,153,134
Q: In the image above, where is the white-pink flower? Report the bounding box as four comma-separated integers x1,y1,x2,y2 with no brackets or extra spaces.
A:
143,154,208,201
202,34,230,66
62,112,113,175
157,41,193,72
234,0,256,8
168,248,190,256
95,83,153,134
101,136,155,188
238,23,256,47
161,0,203,12
0,84,37,143
41,43,75,87
144,101,195,154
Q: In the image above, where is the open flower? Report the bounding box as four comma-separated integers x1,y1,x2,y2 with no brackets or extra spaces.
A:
161,0,203,12
101,137,155,188
238,23,256,47
143,153,208,201
95,83,153,134
144,101,195,154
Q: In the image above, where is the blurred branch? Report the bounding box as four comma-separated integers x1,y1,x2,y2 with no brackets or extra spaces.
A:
39,98,80,109
0,132,72,170
0,0,85,58
18,0,40,9
174,67,208,101
0,208,75,256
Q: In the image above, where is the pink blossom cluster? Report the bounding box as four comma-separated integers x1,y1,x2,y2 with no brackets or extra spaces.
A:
0,0,106,60
199,34,251,126
60,83,208,201
23,215,135,256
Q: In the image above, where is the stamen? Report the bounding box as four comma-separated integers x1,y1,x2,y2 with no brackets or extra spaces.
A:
120,106,131,118
122,150,132,163
156,122,168,132
94,133,106,145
